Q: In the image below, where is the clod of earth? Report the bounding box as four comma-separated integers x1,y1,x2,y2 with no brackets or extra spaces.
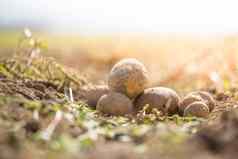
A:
96,92,133,116
184,101,209,118
193,109,238,155
134,87,180,115
188,91,215,112
108,58,149,99
77,84,110,108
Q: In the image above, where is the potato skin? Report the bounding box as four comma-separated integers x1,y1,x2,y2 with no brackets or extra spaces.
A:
188,91,215,112
108,58,149,99
134,87,180,115
184,101,209,118
78,85,110,107
96,92,133,116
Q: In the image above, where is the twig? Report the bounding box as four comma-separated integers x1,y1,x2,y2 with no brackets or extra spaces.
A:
40,110,63,141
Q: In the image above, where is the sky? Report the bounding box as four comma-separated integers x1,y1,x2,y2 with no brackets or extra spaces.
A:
1,0,238,34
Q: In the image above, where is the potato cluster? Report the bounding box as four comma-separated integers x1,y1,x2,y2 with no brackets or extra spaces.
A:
179,91,216,118
79,58,216,118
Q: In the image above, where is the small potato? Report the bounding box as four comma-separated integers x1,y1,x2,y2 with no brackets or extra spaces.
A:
188,91,215,112
184,101,209,118
179,94,203,115
108,58,149,99
77,85,110,107
134,87,180,115
96,92,133,116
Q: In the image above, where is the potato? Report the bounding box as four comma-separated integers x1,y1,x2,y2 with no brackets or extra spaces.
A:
108,58,149,98
184,101,209,118
188,91,215,112
134,87,180,115
78,85,110,107
179,94,203,115
96,92,133,116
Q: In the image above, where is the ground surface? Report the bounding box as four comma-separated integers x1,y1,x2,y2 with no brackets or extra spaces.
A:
0,31,238,159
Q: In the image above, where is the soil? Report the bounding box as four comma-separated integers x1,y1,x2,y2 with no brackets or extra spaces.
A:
0,51,238,159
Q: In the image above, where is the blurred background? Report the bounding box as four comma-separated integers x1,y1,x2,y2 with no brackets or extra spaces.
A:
1,0,238,91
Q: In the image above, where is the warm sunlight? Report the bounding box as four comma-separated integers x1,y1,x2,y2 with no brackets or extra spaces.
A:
1,0,238,34
0,1,238,159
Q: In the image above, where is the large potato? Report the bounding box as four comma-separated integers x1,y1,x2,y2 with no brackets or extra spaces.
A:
108,58,149,98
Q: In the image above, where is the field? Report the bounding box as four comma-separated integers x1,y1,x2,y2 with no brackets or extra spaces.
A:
0,30,238,159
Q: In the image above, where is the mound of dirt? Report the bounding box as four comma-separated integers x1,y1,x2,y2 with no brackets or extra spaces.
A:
0,78,60,100
191,109,238,159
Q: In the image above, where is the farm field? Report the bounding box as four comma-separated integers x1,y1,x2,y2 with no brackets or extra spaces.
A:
0,30,238,159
